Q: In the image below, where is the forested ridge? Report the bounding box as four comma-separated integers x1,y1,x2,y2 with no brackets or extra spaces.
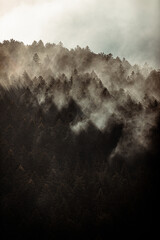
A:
0,39,160,239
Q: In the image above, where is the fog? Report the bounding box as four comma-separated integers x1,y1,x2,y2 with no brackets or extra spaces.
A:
0,0,159,67
0,4,160,236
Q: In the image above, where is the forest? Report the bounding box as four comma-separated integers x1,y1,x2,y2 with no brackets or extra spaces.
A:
0,39,160,239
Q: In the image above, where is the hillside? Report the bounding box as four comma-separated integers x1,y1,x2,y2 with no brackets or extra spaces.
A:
0,39,160,239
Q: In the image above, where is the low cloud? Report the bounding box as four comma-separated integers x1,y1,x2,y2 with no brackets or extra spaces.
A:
0,0,159,67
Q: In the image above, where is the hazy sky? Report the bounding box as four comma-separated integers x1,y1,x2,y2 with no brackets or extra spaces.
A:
0,0,159,67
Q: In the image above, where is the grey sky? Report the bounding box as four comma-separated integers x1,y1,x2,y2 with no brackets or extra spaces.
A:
0,0,159,67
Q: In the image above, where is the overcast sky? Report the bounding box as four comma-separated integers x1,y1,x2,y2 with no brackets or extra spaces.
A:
0,0,159,67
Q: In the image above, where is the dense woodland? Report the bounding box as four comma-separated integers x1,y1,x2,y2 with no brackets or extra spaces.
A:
0,39,160,239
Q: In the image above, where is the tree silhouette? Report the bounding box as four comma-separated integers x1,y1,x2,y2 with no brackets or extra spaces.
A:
33,53,40,64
